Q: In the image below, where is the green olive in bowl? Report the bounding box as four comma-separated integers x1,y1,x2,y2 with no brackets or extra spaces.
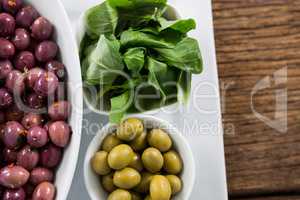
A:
148,129,172,152
91,151,111,175
163,151,183,174
113,168,141,189
142,148,164,173
117,118,144,141
150,175,172,200
101,134,122,152
108,189,131,200
108,144,134,170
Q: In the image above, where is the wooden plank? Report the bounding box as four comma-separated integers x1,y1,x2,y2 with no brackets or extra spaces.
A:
212,0,300,197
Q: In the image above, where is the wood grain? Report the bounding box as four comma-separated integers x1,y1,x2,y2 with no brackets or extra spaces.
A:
212,0,300,198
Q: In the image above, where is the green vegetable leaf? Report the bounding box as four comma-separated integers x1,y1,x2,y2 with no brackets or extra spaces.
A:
85,1,118,37
86,35,124,85
155,37,203,74
120,30,174,49
108,0,167,8
124,48,145,77
109,91,131,123
158,18,196,34
177,71,192,103
147,57,168,102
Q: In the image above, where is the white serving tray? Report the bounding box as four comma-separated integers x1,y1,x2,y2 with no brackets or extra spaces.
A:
61,0,228,199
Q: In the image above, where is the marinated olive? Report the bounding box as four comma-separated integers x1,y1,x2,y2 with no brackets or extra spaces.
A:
101,173,116,193
129,153,143,172
117,118,144,141
130,131,147,152
0,166,29,189
108,144,134,170
163,151,183,175
142,148,164,173
166,175,182,195
131,192,142,200
113,168,141,189
32,182,55,200
134,172,153,194
150,175,171,200
148,129,172,152
108,189,131,200
91,151,111,176
101,134,121,152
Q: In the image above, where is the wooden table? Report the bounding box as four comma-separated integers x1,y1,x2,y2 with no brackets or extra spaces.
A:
213,0,300,199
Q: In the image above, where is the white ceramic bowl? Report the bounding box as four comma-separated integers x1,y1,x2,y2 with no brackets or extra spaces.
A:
26,0,83,199
84,115,195,200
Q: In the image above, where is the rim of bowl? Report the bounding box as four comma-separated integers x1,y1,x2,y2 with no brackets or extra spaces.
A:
84,114,196,200
77,5,183,115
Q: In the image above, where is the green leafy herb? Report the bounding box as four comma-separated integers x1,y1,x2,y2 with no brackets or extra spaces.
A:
85,1,118,37
109,91,131,123
86,35,124,85
158,17,196,34
155,37,203,74
124,48,145,76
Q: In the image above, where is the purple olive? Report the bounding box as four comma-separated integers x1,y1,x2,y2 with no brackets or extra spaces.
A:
16,6,39,28
3,121,25,149
0,39,15,59
0,88,13,108
5,105,24,122
0,13,15,37
29,168,53,186
31,17,53,41
0,166,29,189
3,148,17,164
6,70,25,95
17,145,39,171
0,60,13,79
27,126,48,148
21,113,43,130
32,182,55,200
3,187,26,200
45,61,66,81
40,144,62,168
48,101,71,121
2,0,23,14
33,72,58,97
25,93,45,109
26,68,45,89
12,29,30,50
35,41,58,62
48,121,70,148
14,51,36,72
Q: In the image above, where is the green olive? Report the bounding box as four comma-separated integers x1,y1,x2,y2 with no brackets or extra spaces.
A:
166,175,182,194
108,144,134,170
117,118,144,141
113,168,141,189
129,153,143,172
101,173,116,193
148,129,172,152
150,175,171,200
131,192,143,200
142,148,164,173
108,189,132,200
130,131,148,151
91,151,111,175
134,172,154,194
163,151,183,174
101,134,122,152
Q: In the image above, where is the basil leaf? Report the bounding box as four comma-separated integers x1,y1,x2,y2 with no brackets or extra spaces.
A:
177,71,192,103
108,0,167,8
124,48,145,77
120,30,174,49
158,18,196,34
86,35,124,85
85,1,118,37
155,37,203,74
109,91,131,123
